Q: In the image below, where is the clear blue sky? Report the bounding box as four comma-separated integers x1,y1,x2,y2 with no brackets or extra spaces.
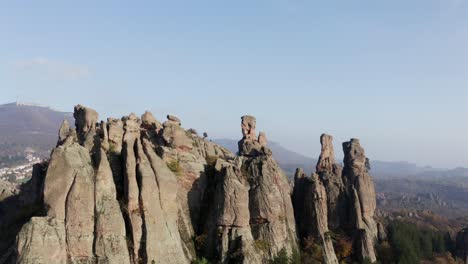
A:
1,0,467,168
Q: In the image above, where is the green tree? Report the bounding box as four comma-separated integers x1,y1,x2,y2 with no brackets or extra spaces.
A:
386,221,454,264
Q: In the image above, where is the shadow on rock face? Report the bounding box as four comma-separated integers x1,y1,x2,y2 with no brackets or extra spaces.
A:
0,163,46,263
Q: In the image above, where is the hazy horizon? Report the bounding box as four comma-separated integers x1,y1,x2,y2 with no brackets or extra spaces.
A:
1,1,467,168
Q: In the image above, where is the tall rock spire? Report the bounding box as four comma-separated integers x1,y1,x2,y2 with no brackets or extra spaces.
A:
342,138,378,262
73,104,98,150
292,136,380,264
316,134,345,229
316,134,340,174
203,115,298,262
238,115,271,156
292,169,339,264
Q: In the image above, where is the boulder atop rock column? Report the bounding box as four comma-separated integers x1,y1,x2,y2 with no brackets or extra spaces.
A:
241,115,256,139
316,134,340,174
167,114,181,125
238,116,271,156
73,104,98,143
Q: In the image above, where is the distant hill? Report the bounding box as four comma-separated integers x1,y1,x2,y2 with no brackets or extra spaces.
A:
213,138,451,178
0,102,73,162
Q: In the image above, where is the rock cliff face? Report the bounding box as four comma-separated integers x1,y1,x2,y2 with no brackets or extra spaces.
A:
316,134,345,230
292,135,379,263
199,116,298,263
0,105,380,264
342,138,378,262
292,169,338,264
1,106,300,264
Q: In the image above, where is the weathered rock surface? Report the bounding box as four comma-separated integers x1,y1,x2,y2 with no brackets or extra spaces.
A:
107,117,124,153
16,217,67,264
94,149,130,264
57,119,70,146
292,169,338,264
141,111,162,131
241,115,256,139
197,117,298,263
161,115,192,150
316,134,345,230
342,138,378,262
201,159,261,263
73,104,98,150
238,116,272,156
292,135,380,264
258,132,267,147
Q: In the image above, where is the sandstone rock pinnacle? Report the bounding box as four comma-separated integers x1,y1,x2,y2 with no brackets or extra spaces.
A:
316,134,339,173
292,170,339,264
73,104,98,148
241,115,256,139
238,115,271,156
316,134,345,229
342,138,378,263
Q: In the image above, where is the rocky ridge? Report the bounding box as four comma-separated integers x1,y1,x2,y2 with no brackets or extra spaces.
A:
0,105,381,264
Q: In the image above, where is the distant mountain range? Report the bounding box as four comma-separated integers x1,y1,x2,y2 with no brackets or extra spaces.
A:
213,138,467,179
0,102,73,161
0,101,466,179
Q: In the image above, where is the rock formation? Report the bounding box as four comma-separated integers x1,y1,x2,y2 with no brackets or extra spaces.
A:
292,135,379,263
342,138,378,262
10,106,196,264
237,134,298,259
198,115,298,263
316,134,345,230
238,116,272,156
57,119,70,146
292,169,338,264
0,106,298,264
0,105,381,264
241,115,256,139
73,104,98,150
